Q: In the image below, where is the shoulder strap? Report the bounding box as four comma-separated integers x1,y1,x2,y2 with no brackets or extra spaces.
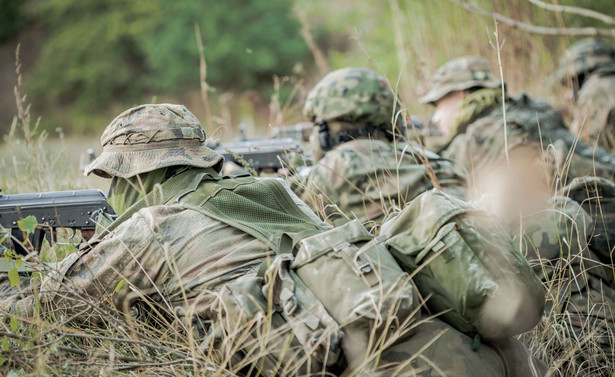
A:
95,169,208,239
178,177,325,253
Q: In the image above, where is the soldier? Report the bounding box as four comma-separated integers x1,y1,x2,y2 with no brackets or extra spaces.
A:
299,67,466,229
558,38,615,154
295,67,550,375
1,103,548,376
422,57,615,371
421,56,615,187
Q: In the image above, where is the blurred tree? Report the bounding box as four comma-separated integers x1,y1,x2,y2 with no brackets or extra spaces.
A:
25,0,309,131
0,0,26,42
137,0,309,92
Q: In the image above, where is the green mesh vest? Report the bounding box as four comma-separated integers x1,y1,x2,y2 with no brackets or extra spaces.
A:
100,168,328,252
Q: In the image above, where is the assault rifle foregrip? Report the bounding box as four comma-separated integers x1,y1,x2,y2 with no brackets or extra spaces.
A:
0,189,116,255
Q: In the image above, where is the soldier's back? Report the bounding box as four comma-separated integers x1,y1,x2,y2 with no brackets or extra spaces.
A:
442,92,615,184
571,66,615,153
302,138,466,227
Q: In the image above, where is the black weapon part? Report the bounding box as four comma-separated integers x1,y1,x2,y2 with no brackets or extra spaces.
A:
0,189,116,255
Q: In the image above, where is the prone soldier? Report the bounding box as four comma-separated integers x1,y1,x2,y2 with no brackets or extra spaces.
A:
1,103,547,376
557,38,615,154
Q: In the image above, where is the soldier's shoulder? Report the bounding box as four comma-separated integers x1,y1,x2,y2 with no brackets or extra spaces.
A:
579,69,615,98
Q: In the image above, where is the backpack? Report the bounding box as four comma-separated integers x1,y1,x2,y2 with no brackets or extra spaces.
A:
170,170,420,372
381,189,545,340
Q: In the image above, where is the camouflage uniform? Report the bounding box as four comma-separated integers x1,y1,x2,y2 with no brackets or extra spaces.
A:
518,194,615,368
0,104,340,374
423,57,615,366
299,68,546,376
421,57,615,184
559,39,615,154
300,67,467,227
0,103,544,376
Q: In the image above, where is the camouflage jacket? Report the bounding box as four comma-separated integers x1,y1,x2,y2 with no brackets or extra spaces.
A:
439,88,615,184
300,137,467,228
571,66,615,154
518,194,615,354
1,169,331,337
4,185,276,326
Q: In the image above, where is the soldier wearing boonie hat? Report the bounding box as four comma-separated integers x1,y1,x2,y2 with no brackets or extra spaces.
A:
419,56,501,105
3,103,435,376
421,55,615,372
298,67,549,377
85,103,223,178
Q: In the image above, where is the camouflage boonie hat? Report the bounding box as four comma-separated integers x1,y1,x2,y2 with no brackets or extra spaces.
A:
557,38,615,82
85,104,223,178
303,67,404,128
419,56,501,105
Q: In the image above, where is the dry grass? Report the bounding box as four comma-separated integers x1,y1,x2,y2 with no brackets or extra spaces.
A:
2,2,615,376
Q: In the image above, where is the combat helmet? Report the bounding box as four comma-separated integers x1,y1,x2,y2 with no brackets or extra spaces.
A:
419,56,501,105
85,104,223,178
557,38,615,83
303,67,404,130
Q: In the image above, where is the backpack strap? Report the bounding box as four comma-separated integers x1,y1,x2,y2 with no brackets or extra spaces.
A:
95,168,210,239
178,177,325,252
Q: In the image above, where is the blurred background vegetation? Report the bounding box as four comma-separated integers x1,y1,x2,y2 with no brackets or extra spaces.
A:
0,0,613,141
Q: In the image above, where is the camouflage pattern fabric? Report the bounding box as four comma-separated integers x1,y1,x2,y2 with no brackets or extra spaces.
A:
439,88,615,184
570,66,615,154
419,56,501,105
300,137,467,228
1,175,333,374
4,197,276,320
517,195,615,357
85,103,223,178
561,176,615,268
107,166,188,215
303,67,405,130
375,318,547,377
557,38,615,83
3,100,549,375
381,189,546,340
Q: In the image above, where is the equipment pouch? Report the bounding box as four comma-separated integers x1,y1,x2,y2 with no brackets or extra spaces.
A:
382,189,545,340
214,275,332,375
290,219,419,368
262,254,343,367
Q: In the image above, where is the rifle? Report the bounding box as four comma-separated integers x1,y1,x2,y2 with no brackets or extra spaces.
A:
0,189,116,255
271,122,313,142
211,137,304,172
405,115,442,137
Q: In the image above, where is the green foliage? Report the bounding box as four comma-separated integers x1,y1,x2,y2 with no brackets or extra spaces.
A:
7,268,19,287
114,279,124,293
10,317,19,332
0,0,25,42
26,0,309,125
17,215,38,233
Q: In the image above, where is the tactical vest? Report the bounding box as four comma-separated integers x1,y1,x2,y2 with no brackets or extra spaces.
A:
100,168,419,373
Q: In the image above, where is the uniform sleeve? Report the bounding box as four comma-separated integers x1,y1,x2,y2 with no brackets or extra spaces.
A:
9,210,164,319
